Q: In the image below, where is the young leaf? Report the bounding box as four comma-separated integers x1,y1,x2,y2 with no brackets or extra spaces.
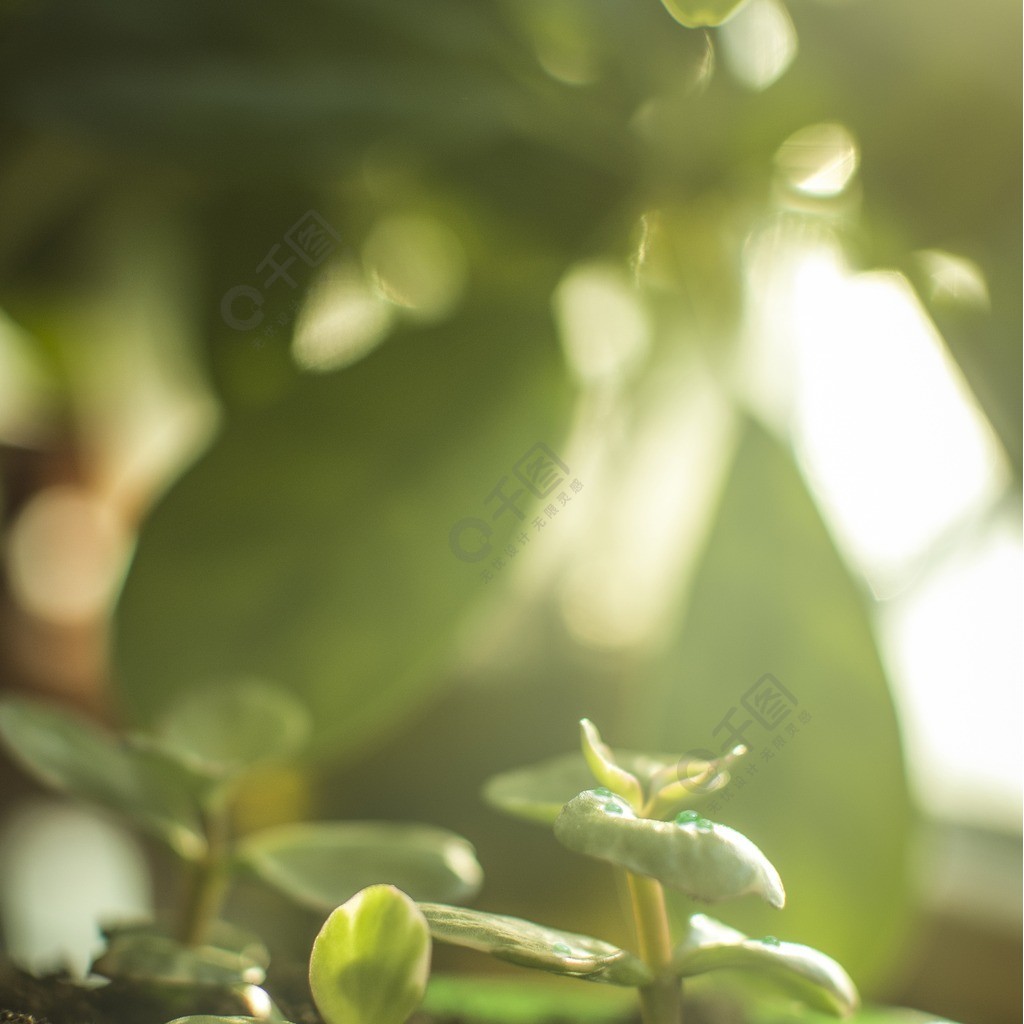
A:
645,745,746,820
672,914,859,1017
484,749,713,826
0,697,205,859
660,0,750,28
418,904,652,987
152,678,311,779
579,720,643,810
309,885,430,1024
237,822,483,910
93,926,266,987
553,790,785,907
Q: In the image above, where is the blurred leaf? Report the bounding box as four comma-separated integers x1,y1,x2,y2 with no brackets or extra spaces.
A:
673,914,858,1017
579,719,643,809
93,925,265,987
553,790,785,907
166,1019,292,1024
747,1000,963,1024
237,821,483,911
309,884,430,1024
148,678,311,780
422,974,635,1023
0,697,205,859
419,903,652,987
115,304,572,758
641,421,913,986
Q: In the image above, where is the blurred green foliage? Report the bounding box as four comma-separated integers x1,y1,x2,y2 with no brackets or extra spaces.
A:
0,0,1018,1014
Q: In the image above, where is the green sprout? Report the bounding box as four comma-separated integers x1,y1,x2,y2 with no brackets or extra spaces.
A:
413,718,856,1024
0,682,482,1010
189,718,860,1024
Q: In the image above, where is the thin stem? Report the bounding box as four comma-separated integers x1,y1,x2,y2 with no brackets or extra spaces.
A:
626,871,682,1024
179,805,230,946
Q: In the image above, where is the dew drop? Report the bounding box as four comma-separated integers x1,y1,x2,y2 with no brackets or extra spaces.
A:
553,942,572,955
695,817,714,832
604,801,624,814
675,810,700,824
762,935,781,947
593,787,613,797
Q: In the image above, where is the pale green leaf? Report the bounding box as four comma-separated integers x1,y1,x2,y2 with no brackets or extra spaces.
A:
153,677,311,778
418,903,652,987
553,790,785,907
579,720,643,810
237,822,482,911
309,884,430,1024
660,0,751,28
672,914,859,1017
0,697,205,859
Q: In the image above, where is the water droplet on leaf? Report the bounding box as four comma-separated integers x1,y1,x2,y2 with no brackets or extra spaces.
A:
675,810,700,824
762,935,781,946
593,787,613,797
553,942,572,955
695,817,714,831
604,801,624,813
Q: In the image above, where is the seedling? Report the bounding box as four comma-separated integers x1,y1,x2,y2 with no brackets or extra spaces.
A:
183,719,860,1024
421,719,855,1024
0,682,482,1010
290,720,856,1024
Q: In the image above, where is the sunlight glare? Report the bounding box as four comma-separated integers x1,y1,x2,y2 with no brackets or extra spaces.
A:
879,522,1022,827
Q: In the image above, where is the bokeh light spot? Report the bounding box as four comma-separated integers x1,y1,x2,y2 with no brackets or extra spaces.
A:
719,0,797,91
292,264,394,374
6,486,130,625
363,214,467,322
775,123,859,197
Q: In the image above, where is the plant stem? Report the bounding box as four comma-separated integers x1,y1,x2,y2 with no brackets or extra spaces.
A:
179,805,230,946
626,871,682,1024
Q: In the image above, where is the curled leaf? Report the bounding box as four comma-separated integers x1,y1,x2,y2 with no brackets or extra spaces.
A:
418,904,652,987
672,914,859,1016
554,790,785,907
